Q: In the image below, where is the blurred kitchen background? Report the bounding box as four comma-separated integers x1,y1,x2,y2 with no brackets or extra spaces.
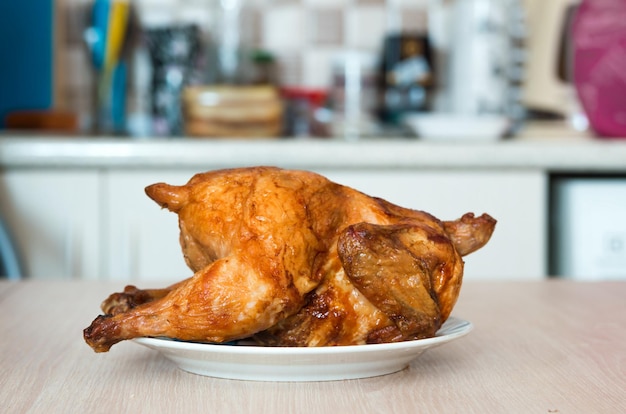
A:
0,0,588,138
1,0,626,281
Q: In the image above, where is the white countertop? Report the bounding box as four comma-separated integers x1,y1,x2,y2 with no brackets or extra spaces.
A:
1,123,626,172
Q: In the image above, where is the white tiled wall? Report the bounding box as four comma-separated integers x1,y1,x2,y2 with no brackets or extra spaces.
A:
57,0,428,118
345,6,388,50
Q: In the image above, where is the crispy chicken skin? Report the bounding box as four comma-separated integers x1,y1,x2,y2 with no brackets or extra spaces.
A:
84,167,496,352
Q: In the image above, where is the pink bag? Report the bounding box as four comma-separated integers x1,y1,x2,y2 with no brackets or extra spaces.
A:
572,0,626,138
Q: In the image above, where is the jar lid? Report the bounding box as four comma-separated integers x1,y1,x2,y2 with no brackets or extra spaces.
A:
280,87,328,106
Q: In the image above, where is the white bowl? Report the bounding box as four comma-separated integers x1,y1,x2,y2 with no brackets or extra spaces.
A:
404,113,510,141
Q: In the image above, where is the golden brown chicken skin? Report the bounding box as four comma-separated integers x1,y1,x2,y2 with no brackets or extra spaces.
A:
84,166,495,352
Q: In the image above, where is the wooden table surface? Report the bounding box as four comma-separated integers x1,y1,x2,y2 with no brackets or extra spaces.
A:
1,280,625,413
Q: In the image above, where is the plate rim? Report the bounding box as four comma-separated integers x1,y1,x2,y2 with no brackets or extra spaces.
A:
133,316,472,355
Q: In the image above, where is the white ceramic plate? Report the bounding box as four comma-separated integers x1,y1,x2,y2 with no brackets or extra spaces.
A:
133,316,472,382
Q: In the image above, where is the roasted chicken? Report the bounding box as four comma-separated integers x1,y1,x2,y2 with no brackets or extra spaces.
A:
84,167,496,352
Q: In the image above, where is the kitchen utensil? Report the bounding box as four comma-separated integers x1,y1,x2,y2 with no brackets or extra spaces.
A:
145,24,202,136
103,0,129,74
86,0,109,70
84,0,136,134
522,0,581,118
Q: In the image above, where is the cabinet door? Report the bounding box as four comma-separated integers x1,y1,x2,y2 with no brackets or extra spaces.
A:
0,170,100,279
552,178,626,279
104,170,197,282
317,169,547,280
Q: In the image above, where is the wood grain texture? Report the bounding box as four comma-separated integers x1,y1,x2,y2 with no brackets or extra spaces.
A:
1,280,625,413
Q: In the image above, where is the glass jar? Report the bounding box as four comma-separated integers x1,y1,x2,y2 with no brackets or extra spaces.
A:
330,51,380,140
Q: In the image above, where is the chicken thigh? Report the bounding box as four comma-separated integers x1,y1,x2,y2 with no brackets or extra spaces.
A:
84,167,495,352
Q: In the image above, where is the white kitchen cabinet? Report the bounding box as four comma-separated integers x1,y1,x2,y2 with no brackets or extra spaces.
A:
0,166,547,281
318,169,548,280
0,169,100,279
103,168,547,281
103,170,197,283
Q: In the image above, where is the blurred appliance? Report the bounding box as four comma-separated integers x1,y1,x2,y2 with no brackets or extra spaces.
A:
551,177,626,280
425,0,525,138
447,0,514,116
522,0,581,117
572,0,626,138
380,32,434,125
